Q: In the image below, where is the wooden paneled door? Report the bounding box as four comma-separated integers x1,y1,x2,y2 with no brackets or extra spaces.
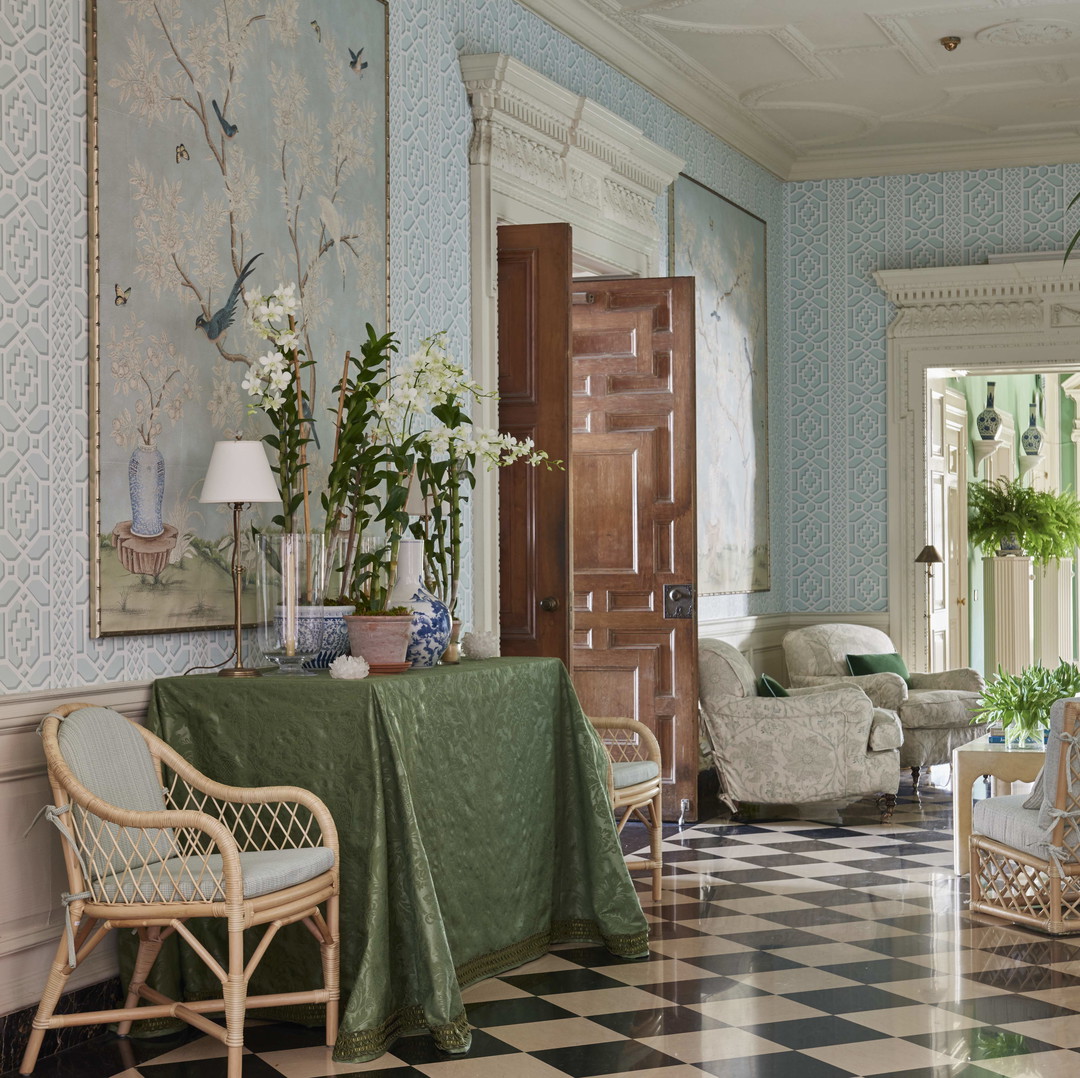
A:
496,224,573,666
496,222,698,819
570,279,697,819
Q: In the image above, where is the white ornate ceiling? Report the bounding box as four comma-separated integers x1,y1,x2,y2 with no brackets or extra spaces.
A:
521,0,1080,179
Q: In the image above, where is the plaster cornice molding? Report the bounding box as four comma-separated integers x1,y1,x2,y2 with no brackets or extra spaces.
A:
516,0,1080,181
510,0,794,179
791,133,1080,181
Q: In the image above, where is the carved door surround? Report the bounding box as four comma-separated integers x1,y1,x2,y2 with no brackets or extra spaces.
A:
460,53,683,632
875,261,1080,668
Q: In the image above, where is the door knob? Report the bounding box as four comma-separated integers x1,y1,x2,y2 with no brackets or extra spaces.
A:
538,596,560,612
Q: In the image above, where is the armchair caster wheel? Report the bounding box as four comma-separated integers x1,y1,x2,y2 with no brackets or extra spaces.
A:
877,793,897,824
911,766,921,792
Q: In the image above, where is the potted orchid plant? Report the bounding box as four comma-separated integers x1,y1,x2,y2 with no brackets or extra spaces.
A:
242,296,559,665
403,332,557,618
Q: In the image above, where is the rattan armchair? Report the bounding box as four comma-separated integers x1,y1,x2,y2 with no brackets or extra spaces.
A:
20,703,340,1078
589,717,663,902
970,699,1080,935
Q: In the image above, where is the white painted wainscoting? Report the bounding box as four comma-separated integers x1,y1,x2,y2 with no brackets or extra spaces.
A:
0,682,152,1015
0,610,889,1018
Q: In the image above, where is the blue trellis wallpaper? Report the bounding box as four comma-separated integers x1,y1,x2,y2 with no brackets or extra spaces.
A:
786,165,1080,612
8,0,1078,693
0,0,784,693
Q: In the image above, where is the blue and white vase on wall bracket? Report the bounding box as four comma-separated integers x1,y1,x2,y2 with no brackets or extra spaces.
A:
976,382,1002,441
389,538,452,668
1021,401,1044,457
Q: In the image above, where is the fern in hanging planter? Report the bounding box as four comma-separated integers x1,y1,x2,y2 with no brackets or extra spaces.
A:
967,477,1080,565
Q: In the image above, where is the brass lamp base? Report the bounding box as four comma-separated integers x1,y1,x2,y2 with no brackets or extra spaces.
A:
218,666,262,678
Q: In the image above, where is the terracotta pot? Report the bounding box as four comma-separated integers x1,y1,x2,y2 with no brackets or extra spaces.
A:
344,614,412,664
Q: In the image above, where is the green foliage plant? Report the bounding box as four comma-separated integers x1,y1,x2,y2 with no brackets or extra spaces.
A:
974,660,1080,742
967,476,1080,566
323,325,414,612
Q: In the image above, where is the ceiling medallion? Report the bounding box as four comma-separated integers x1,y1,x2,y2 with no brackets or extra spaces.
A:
974,20,1075,47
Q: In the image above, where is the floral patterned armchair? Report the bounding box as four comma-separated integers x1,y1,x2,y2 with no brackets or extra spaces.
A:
698,639,901,823
782,623,987,789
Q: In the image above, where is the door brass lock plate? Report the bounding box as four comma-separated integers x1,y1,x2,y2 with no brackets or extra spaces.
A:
663,583,694,619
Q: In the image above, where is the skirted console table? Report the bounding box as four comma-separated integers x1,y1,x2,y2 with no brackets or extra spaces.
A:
135,657,649,1062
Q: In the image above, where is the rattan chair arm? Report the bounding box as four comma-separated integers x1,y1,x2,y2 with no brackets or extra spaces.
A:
588,716,662,765
140,728,339,854
57,794,246,901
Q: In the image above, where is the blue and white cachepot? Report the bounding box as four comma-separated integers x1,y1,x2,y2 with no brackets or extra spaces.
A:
305,606,351,669
389,539,452,668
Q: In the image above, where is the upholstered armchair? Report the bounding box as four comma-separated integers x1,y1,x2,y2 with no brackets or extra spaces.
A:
698,639,902,823
782,623,987,789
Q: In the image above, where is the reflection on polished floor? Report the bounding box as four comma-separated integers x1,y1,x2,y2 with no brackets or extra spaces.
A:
11,774,1080,1078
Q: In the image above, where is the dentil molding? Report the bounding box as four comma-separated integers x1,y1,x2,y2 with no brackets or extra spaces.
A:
460,53,683,258
875,262,1080,338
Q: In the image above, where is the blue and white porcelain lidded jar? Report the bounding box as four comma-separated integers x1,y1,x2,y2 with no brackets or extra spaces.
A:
389,538,452,668
976,381,1002,441
1021,401,1044,457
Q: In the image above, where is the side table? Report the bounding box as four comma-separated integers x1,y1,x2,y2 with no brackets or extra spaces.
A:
952,734,1045,875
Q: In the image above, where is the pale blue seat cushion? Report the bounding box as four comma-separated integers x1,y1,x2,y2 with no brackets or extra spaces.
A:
612,760,660,789
972,795,1048,859
98,846,336,903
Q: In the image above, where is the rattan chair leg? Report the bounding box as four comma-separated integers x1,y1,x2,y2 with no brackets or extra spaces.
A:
649,791,662,901
324,894,340,1045
224,926,247,1078
116,928,164,1037
19,933,74,1075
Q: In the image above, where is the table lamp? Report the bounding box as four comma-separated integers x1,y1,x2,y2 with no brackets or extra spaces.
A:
915,543,943,671
200,438,280,676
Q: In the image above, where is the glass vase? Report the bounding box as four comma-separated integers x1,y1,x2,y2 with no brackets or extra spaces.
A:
256,532,328,675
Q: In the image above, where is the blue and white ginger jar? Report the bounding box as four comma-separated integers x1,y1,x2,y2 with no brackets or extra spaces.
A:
389,539,452,668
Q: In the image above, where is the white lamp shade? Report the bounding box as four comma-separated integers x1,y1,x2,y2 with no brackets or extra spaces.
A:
199,440,280,504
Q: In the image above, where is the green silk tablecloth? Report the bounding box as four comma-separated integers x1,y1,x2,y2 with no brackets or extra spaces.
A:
142,657,649,1062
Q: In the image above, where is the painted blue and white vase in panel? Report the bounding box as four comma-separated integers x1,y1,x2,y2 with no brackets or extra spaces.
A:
389,538,452,668
1021,402,1043,456
976,382,1002,441
129,442,166,537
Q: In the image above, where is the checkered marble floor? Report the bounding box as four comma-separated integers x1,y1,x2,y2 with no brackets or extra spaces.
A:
15,771,1080,1078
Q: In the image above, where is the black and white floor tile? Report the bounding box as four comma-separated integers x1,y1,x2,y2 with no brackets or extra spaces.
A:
12,772,1080,1078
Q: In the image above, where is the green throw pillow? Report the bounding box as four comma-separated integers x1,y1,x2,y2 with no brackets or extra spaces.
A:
758,673,789,698
846,651,911,687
